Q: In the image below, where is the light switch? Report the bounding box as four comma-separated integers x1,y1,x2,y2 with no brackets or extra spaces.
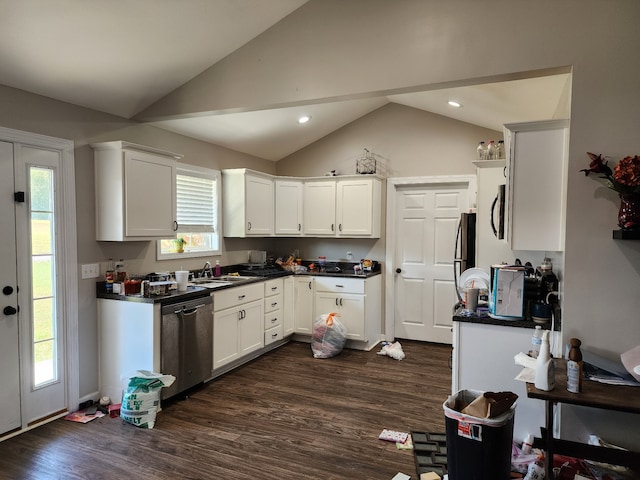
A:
81,263,100,279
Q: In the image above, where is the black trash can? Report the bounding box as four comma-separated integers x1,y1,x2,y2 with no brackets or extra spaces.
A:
443,390,515,480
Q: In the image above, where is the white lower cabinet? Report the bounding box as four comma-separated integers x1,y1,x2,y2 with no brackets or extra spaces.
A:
293,276,315,334
263,278,284,346
283,277,295,336
213,283,264,370
314,277,367,341
313,275,382,349
315,292,365,340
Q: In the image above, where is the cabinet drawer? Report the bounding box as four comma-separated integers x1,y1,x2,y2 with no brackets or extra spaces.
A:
264,278,283,297
264,310,282,330
213,283,263,312
264,293,282,313
314,276,365,294
264,324,284,346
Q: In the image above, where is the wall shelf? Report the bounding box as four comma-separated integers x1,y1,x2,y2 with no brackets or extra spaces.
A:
612,229,640,240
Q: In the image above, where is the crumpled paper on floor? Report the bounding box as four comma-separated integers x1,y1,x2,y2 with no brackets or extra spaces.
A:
377,341,405,360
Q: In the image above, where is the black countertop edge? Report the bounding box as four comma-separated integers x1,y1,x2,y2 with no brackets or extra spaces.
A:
96,284,212,304
453,311,560,331
95,268,382,303
294,270,381,279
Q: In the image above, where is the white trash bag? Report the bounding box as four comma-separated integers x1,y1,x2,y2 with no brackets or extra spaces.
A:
120,370,176,429
311,312,347,358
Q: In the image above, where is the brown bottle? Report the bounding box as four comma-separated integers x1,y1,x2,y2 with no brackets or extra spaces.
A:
567,338,583,393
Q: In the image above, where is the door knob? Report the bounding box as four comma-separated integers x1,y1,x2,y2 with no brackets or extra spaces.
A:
395,268,402,273
4,306,17,315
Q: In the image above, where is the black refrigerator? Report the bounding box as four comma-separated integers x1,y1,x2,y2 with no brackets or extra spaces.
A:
453,212,476,303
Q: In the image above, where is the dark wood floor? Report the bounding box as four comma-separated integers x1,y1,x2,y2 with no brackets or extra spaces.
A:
0,340,452,480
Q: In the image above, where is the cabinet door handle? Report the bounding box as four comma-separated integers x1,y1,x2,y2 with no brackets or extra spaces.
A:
340,298,343,306
298,223,301,231
331,223,334,232
271,286,277,291
247,222,252,231
308,281,312,290
271,302,278,307
335,298,339,306
238,310,243,320
173,221,179,231
335,284,344,288
271,317,277,323
271,332,279,338
238,294,246,300
339,223,342,232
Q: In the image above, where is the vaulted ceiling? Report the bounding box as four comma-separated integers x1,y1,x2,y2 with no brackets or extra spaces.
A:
0,0,570,160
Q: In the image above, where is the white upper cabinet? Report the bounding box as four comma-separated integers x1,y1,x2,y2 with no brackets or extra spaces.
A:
336,178,382,237
275,179,304,236
504,120,569,251
223,169,274,237
304,176,382,238
303,179,337,236
92,141,181,241
223,170,383,238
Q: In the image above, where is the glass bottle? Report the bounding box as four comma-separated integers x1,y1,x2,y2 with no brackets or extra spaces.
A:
105,258,115,293
487,140,496,160
476,141,486,160
567,338,583,393
496,140,505,159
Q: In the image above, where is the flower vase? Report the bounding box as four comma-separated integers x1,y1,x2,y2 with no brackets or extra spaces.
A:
618,193,640,229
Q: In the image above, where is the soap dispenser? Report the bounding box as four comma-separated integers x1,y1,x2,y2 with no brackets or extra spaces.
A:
534,330,555,391
214,260,221,277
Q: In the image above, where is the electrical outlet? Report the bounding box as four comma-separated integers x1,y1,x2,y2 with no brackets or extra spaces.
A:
81,263,100,279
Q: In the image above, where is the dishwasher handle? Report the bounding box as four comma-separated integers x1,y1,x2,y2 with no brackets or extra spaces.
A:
174,303,207,315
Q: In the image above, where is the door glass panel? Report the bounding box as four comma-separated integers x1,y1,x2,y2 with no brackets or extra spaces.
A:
30,167,57,388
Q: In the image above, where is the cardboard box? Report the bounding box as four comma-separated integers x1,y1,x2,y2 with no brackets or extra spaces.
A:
490,267,524,318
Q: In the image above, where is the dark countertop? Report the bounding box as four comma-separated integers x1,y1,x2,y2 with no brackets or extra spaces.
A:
96,283,213,305
453,308,559,331
96,266,381,304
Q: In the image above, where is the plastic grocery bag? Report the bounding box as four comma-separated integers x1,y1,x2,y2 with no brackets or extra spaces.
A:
120,370,175,429
311,312,347,358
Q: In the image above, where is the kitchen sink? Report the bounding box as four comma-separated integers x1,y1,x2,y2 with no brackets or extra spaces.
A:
188,275,256,289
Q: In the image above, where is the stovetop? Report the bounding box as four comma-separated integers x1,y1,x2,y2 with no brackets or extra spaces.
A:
237,265,290,278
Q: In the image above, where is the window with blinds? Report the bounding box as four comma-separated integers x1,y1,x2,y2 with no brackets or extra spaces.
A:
157,165,221,259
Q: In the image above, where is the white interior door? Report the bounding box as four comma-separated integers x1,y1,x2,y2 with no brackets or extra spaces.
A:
392,182,470,344
0,141,21,435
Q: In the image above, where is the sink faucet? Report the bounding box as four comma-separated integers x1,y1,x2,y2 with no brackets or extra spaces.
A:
201,261,212,278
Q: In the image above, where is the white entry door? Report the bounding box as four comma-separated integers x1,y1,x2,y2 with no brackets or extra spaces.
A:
0,141,21,435
391,180,472,344
0,138,73,436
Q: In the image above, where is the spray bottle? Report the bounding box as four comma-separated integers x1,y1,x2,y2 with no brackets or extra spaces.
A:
214,260,221,277
534,330,555,391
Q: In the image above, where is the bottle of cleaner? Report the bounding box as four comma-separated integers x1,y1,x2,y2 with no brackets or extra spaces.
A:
567,337,583,393
214,260,221,277
530,325,542,358
534,330,555,391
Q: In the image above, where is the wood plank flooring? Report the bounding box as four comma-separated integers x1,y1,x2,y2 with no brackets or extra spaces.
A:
0,340,452,480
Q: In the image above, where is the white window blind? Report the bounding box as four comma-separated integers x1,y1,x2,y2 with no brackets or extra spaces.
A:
176,173,217,233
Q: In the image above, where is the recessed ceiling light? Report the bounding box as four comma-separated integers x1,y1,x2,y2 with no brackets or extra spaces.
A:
298,115,311,124
448,100,462,108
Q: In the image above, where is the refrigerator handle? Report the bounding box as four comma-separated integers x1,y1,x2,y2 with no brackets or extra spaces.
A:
453,219,463,303
490,194,499,238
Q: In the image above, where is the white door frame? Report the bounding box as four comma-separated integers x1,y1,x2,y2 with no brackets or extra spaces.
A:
0,126,78,436
384,175,476,341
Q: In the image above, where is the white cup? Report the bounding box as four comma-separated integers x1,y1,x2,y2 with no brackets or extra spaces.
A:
175,270,189,291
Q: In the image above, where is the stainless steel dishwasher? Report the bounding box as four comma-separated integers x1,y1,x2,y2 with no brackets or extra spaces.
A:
161,294,213,399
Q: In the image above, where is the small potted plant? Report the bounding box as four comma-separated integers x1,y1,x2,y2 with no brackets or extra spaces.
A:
173,237,186,253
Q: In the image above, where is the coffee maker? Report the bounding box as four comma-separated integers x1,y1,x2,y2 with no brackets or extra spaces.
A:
522,258,559,322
